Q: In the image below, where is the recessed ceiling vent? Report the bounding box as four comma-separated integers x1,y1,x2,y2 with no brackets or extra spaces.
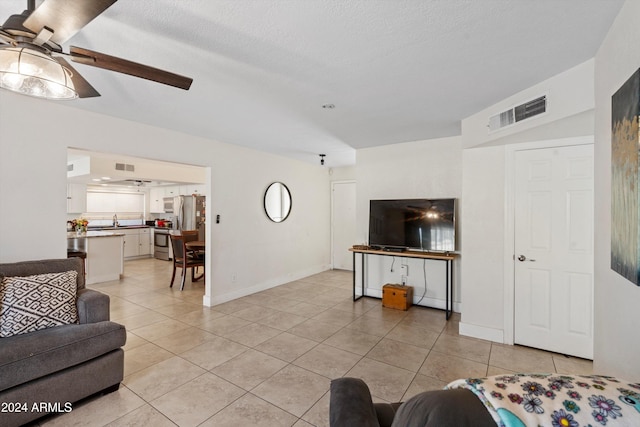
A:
488,95,547,132
115,163,135,172
67,164,74,172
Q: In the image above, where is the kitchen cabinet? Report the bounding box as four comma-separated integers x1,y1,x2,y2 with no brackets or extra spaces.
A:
164,186,180,197
122,228,152,259
149,188,165,213
121,229,140,259
67,183,87,213
139,228,151,256
179,184,205,195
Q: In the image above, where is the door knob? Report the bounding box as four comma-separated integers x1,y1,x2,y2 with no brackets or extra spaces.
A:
518,255,526,262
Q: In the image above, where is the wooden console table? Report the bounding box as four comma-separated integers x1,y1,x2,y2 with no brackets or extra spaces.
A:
349,247,456,319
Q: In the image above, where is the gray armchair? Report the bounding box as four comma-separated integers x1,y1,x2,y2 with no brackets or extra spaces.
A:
0,258,126,427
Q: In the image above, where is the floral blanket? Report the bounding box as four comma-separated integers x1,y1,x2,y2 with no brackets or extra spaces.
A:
446,374,640,427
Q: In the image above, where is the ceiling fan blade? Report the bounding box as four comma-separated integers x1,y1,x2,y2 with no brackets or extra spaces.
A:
69,46,193,91
23,0,117,45
56,57,101,98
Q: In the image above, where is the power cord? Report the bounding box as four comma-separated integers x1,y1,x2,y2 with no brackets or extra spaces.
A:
416,258,428,304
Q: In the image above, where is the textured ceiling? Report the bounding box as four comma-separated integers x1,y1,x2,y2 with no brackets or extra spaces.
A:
0,0,625,166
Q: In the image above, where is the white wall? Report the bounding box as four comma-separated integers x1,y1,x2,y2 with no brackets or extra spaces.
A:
355,136,462,309
459,145,506,341
0,92,331,305
593,0,640,381
462,59,595,149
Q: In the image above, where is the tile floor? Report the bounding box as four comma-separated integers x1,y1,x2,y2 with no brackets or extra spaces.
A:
32,258,593,426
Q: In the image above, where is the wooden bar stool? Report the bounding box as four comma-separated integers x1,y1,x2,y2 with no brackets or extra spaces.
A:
67,249,87,278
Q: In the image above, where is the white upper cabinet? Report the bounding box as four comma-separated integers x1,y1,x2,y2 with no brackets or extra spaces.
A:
149,187,165,213
67,183,87,213
179,184,205,195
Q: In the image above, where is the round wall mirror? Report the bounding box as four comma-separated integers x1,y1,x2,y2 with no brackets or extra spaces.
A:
264,182,292,223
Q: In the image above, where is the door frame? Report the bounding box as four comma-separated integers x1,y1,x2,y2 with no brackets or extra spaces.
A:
330,180,356,270
503,136,594,345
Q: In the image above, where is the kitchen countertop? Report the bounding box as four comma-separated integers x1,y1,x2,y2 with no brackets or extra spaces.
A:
87,225,150,231
67,231,125,239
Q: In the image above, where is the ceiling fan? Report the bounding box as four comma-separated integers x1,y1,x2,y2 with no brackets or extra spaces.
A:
0,0,193,99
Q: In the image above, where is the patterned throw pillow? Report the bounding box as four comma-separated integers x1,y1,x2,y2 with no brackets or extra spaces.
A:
0,270,79,338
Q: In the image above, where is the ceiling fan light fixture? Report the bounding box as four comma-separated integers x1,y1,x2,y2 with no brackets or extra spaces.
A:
0,47,77,100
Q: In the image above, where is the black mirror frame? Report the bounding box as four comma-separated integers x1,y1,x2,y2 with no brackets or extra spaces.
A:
263,182,292,223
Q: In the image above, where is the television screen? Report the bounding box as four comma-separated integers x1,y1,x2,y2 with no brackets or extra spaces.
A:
369,198,456,252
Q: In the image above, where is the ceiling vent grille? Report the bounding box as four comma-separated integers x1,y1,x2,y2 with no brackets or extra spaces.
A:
67,164,74,171
115,163,135,172
488,95,547,132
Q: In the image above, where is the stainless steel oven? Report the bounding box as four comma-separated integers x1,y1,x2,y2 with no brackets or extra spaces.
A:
154,228,171,260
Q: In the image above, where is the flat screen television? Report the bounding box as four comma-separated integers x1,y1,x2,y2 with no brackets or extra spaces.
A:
369,198,456,252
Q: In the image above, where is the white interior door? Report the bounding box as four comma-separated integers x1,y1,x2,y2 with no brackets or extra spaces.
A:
514,144,594,359
331,181,356,270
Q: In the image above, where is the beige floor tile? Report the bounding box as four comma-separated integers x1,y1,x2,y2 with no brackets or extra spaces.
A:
130,319,191,342
123,356,206,401
177,307,227,327
345,315,399,337
153,301,204,318
553,354,593,374
288,318,343,343
118,311,170,330
345,358,416,402
311,308,360,327
180,336,249,371
211,349,287,390
278,301,330,318
324,328,381,356
105,403,175,427
301,391,330,427
232,305,281,322
259,311,308,331
255,332,318,362
223,322,282,347
418,350,488,384
432,333,492,364
125,292,182,309
199,314,252,336
293,420,314,427
150,373,245,427
293,343,362,379
40,386,145,427
211,299,257,314
76,260,571,427
153,327,216,354
385,323,440,349
489,344,556,373
366,338,429,372
123,343,174,377
252,365,330,417
403,373,448,400
200,393,298,427
122,331,149,352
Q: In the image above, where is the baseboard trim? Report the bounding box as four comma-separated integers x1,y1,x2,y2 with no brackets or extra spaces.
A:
203,264,331,307
459,321,504,343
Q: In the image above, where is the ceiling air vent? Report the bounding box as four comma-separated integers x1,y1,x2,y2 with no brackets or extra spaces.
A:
488,95,547,132
115,163,135,172
67,164,74,171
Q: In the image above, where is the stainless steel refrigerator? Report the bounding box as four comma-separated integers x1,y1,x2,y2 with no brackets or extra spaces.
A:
173,195,205,240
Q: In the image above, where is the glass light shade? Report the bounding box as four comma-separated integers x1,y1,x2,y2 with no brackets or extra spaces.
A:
0,47,77,100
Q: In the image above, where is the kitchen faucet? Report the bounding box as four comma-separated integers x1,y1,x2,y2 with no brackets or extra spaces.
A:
113,214,118,227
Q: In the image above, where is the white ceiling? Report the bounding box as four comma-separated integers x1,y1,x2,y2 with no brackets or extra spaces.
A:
1,0,625,167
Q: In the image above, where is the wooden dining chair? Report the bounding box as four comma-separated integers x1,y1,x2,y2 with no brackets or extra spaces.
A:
169,231,205,291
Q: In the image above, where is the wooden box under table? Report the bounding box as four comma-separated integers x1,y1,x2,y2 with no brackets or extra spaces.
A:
382,284,413,311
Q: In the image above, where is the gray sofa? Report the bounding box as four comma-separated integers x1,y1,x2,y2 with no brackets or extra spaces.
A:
330,377,495,427
0,258,126,427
